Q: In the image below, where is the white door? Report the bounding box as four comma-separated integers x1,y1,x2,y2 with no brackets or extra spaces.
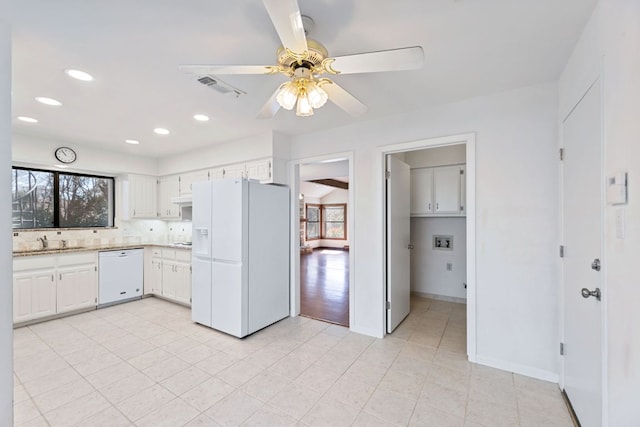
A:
386,155,411,333
562,80,602,426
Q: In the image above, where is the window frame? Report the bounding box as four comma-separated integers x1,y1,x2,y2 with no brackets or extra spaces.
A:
305,203,321,241
321,203,347,240
12,166,116,230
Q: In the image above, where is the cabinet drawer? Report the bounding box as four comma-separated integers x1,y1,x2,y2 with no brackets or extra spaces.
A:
162,249,176,260
14,255,57,272
151,248,162,257
174,249,191,262
58,252,97,267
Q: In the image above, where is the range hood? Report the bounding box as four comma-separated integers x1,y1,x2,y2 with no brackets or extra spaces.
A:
171,195,192,206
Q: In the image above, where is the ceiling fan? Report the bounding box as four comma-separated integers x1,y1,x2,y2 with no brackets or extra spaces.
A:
179,0,424,118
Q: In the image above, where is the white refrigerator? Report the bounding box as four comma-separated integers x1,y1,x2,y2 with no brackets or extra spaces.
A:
191,178,290,338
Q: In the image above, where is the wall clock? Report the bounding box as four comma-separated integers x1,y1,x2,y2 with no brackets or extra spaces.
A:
54,146,77,164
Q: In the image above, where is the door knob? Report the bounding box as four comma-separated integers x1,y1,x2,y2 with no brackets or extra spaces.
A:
407,244,414,250
591,258,601,271
581,287,601,301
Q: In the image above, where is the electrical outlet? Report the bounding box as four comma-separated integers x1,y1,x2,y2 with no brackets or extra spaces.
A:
433,235,453,250
446,262,453,271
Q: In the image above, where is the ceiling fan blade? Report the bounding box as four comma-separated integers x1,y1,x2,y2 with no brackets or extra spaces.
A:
327,46,424,75
262,0,308,54
179,65,274,75
257,87,281,119
322,81,367,117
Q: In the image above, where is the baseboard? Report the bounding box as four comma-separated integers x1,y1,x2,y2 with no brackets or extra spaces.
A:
475,355,560,383
411,291,466,304
351,323,383,339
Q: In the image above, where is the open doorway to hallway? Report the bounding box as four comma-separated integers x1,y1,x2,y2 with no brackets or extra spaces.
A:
299,159,350,327
386,143,469,353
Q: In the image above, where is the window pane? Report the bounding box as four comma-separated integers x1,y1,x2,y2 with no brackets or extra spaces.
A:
12,169,55,228
307,206,319,221
307,222,320,239
59,174,114,227
324,222,344,238
324,207,344,221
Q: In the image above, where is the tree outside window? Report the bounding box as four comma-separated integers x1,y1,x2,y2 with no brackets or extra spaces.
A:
305,203,347,240
306,204,320,240
12,167,114,229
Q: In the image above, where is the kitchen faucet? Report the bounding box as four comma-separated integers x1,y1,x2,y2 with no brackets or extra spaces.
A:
37,235,48,249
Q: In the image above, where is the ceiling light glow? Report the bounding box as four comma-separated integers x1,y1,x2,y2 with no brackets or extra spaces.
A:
17,116,38,123
65,69,94,81
35,97,62,106
154,128,170,135
193,114,210,122
125,139,140,145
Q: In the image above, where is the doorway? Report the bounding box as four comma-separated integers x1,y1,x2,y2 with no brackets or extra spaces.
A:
297,159,351,327
380,133,477,360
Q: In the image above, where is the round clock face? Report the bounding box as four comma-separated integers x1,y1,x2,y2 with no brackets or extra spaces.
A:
55,147,77,164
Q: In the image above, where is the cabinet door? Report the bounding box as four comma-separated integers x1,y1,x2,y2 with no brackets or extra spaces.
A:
162,261,177,299
174,262,191,305
129,175,158,218
14,270,56,323
434,166,462,214
223,163,245,179
180,170,209,195
158,176,180,219
58,264,97,314
245,159,272,182
209,167,224,181
150,257,163,295
410,168,434,215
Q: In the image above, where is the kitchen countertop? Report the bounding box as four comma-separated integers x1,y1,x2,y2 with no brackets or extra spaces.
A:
12,242,192,257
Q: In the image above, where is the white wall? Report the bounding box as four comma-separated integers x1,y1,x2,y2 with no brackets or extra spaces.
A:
12,133,157,175
405,144,466,168
411,217,466,301
560,1,640,423
0,20,13,425
601,1,640,423
289,82,560,379
157,132,273,176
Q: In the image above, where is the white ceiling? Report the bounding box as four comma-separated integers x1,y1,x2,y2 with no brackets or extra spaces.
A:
4,0,597,158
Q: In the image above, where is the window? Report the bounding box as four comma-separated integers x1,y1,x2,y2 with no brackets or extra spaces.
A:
305,203,347,240
12,167,115,229
306,204,320,240
322,204,346,239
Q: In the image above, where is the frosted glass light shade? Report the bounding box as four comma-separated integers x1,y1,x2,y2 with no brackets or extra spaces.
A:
296,93,313,117
307,82,328,109
276,82,298,110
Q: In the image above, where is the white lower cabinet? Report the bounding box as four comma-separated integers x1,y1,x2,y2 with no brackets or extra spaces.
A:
13,252,97,323
13,269,56,323
144,247,191,306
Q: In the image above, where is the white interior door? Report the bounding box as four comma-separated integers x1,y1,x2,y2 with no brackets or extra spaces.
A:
386,155,411,333
562,80,602,426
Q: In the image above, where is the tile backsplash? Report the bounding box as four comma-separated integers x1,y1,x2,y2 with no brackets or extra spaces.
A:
12,220,192,252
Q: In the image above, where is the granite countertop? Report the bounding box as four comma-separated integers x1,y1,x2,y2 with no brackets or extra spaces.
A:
13,242,192,257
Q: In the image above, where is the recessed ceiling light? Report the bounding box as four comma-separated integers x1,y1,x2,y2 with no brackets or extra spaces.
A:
154,128,170,135
193,114,210,122
125,139,140,145
17,116,38,123
35,97,62,106
65,69,94,82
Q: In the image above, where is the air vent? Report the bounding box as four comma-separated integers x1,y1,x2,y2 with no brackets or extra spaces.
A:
195,75,246,97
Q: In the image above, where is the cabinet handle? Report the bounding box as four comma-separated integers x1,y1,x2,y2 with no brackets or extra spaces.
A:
428,203,431,211
59,273,61,281
436,203,439,211
51,274,54,282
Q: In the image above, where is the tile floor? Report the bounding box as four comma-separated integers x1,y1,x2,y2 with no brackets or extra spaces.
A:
13,296,574,426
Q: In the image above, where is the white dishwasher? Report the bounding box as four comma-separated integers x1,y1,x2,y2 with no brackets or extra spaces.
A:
98,248,144,307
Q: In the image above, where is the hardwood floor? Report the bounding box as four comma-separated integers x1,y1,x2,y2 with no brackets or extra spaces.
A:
300,248,349,327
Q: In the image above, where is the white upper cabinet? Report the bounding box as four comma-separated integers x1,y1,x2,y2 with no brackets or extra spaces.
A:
126,174,158,219
245,159,272,182
222,163,246,180
410,165,465,217
209,167,224,181
158,175,180,219
180,170,210,196
410,167,434,215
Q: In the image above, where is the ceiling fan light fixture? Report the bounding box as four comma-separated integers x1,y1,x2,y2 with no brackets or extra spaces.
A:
276,81,298,110
296,91,313,117
307,81,328,109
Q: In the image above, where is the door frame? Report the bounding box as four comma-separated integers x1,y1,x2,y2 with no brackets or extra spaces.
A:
378,133,477,361
559,76,607,424
287,152,355,328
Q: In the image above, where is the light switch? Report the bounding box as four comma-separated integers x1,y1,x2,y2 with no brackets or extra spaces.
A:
607,172,628,205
